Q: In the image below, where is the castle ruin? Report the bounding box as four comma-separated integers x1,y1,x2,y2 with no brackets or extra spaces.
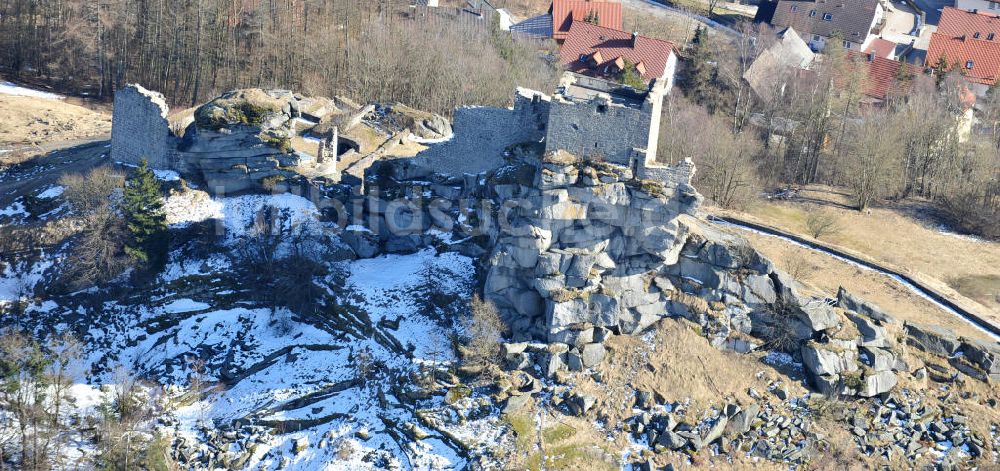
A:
110,84,175,169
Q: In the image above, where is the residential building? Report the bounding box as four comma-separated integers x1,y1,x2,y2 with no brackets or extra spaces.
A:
926,7,1000,95
847,51,914,105
550,0,622,41
864,37,897,59
768,0,885,51
559,21,678,89
744,27,816,99
955,0,1000,14
511,0,622,41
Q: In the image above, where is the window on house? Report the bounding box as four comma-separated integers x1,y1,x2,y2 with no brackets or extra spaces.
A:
843,40,851,48
975,32,982,39
814,35,821,41
823,13,833,21
967,60,975,69
580,54,587,62
791,5,798,12
991,1,999,9
990,33,996,40
809,9,816,16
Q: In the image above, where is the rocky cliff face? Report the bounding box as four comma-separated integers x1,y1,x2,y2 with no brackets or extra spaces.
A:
470,151,907,397
483,150,701,345
357,144,1000,406
179,89,305,194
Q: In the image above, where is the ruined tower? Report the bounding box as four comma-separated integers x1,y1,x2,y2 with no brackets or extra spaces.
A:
110,84,174,169
544,72,666,172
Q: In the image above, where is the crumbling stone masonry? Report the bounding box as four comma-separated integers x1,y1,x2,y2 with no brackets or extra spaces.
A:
407,88,551,175
544,73,666,170
316,127,338,165
111,84,175,169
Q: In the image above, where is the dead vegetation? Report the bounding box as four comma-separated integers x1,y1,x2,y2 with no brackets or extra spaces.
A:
805,208,842,240
718,185,1000,315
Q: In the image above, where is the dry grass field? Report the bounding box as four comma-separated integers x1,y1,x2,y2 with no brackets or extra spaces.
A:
718,186,1000,314
0,95,111,162
712,185,1000,340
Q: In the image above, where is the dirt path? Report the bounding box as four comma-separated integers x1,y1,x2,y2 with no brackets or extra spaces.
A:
0,138,110,208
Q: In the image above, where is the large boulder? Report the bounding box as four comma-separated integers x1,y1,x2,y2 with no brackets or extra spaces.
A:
837,287,896,324
794,301,841,333
386,103,453,140
341,228,380,258
961,338,1000,380
845,311,891,348
194,89,297,130
801,342,859,377
860,370,897,397
580,343,606,368
904,322,961,357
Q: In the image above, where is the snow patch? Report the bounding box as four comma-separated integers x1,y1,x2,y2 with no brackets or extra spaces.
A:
220,193,321,239
154,169,181,181
409,132,454,145
37,185,65,199
0,256,54,302
0,81,64,100
0,200,27,217
161,298,211,313
164,190,224,228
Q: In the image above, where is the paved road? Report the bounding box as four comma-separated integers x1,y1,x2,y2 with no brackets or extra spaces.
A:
0,138,111,208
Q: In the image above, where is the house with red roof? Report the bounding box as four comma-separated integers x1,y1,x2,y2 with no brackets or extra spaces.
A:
926,7,1000,95
846,51,915,105
550,0,622,42
864,37,897,60
559,21,678,89
511,0,622,42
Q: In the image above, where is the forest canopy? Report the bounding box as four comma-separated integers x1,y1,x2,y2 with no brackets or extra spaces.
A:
0,0,559,114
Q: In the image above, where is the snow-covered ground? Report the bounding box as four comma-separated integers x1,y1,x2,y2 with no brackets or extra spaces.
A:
4,190,492,469
0,255,54,302
0,81,64,100
0,186,505,470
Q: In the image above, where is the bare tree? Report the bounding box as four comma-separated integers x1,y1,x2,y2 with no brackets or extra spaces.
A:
59,166,124,215
844,110,901,211
94,366,161,470
459,295,507,377
58,166,133,290
0,330,82,470
805,209,842,240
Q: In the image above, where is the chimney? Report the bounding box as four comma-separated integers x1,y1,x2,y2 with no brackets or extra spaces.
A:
631,31,638,47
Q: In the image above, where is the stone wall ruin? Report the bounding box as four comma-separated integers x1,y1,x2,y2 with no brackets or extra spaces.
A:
544,73,664,169
111,84,175,169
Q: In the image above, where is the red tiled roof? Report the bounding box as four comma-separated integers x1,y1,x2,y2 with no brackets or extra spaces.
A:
559,21,675,81
926,7,1000,85
936,6,1000,38
864,37,896,59
926,33,1000,85
847,51,915,100
551,0,622,40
